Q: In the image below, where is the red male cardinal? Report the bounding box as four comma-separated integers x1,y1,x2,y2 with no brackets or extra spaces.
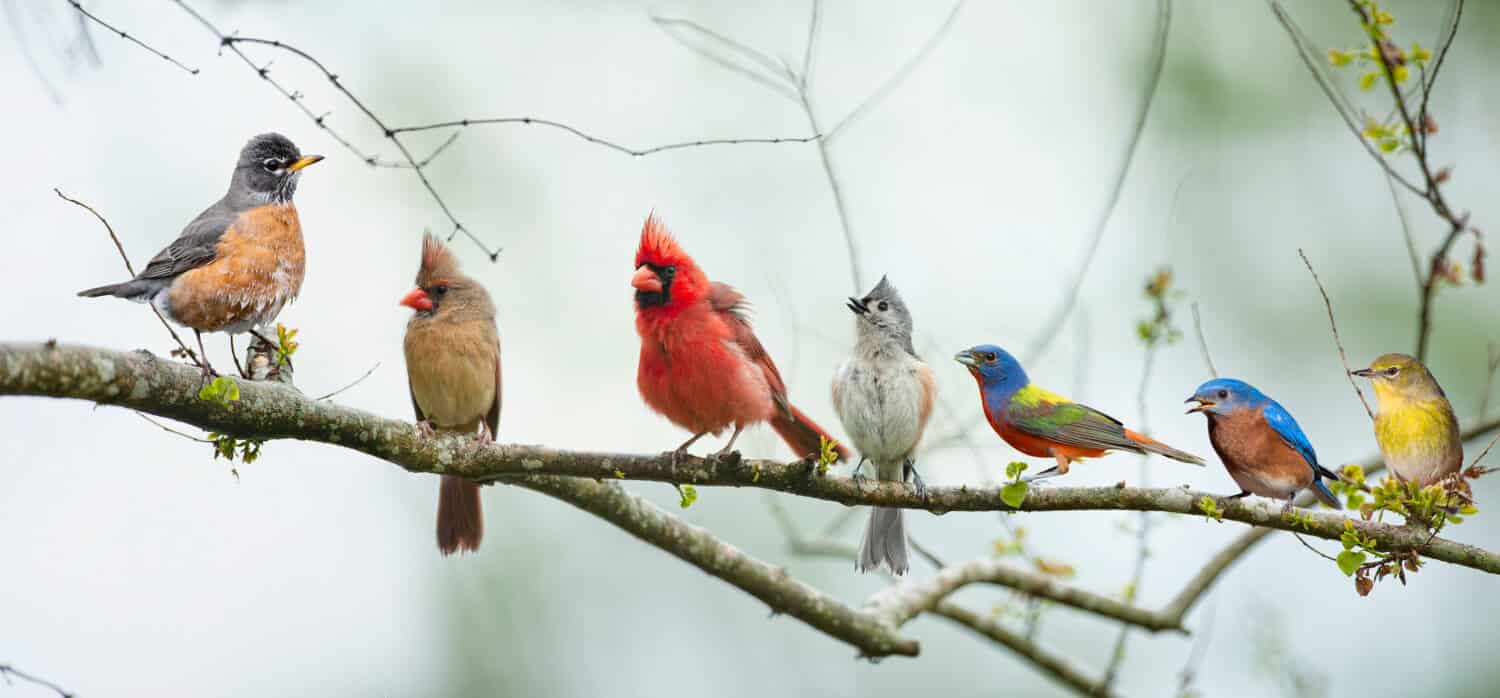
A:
401,233,501,555
632,214,849,462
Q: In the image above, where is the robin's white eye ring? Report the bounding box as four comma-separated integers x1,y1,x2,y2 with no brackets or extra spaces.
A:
262,157,282,172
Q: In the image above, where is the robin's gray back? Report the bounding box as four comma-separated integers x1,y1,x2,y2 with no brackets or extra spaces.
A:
137,197,240,281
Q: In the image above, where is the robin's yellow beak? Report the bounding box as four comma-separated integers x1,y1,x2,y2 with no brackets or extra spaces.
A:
286,155,325,172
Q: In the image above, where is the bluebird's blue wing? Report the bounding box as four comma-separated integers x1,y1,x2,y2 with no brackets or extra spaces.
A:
1261,400,1320,472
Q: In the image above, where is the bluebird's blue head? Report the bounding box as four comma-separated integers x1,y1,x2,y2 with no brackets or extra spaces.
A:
1185,378,1269,417
955,344,1029,395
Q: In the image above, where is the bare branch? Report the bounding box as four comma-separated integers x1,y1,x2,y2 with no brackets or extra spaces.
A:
1190,302,1219,378
55,188,204,370
313,362,380,402
822,0,966,145
65,0,198,74
1298,249,1374,420
800,0,821,90
0,663,73,698
650,15,800,101
931,603,1113,697
1386,171,1424,290
7,342,1500,578
1023,0,1171,364
386,117,818,157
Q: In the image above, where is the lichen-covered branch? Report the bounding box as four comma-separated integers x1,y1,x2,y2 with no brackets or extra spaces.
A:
5,342,1499,577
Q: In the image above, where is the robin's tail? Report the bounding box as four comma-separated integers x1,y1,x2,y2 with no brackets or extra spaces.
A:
1123,429,1205,466
858,505,909,575
77,278,163,302
771,404,850,462
436,475,483,555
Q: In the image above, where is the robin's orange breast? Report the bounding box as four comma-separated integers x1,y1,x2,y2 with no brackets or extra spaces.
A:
167,203,306,333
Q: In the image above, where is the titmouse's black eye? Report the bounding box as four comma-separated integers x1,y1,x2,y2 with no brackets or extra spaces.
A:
877,301,889,312
1217,389,1228,399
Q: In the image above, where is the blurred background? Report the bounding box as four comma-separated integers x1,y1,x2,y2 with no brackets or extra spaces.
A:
3,1,1498,696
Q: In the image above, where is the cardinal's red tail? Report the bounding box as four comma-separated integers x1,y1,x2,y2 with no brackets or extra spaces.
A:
437,475,484,555
771,404,851,462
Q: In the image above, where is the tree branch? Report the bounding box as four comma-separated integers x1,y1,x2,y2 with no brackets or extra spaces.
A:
8,342,1500,573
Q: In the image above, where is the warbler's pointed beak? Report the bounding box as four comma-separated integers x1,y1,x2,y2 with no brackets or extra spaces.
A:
631,265,662,293
286,154,324,172
846,297,867,315
1350,368,1376,378
400,287,433,311
954,351,978,367
1185,397,1212,415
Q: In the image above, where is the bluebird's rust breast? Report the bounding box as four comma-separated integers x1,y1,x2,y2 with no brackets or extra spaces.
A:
1206,409,1313,500
166,203,305,333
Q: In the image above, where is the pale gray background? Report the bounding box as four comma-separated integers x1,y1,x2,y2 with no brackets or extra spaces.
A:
3,1,1499,696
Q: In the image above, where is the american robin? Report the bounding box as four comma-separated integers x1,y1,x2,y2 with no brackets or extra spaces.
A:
77,133,323,375
401,233,501,555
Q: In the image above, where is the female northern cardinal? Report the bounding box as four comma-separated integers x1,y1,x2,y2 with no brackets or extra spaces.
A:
401,234,501,555
632,214,848,462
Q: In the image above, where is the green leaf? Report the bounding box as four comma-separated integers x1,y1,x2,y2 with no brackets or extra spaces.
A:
1196,496,1223,522
1000,481,1028,509
1005,461,1028,480
1336,550,1367,577
1359,71,1380,91
678,484,698,509
1327,48,1353,67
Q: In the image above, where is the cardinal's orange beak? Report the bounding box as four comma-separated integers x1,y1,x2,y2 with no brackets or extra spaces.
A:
400,287,433,311
631,265,662,293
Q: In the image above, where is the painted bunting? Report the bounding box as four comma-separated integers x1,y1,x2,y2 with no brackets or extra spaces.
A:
1351,353,1462,485
832,276,937,575
956,344,1203,480
1186,378,1341,510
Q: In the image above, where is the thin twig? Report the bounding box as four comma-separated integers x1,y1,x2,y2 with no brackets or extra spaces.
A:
1480,341,1500,420
386,117,818,156
133,410,213,443
800,0,821,90
1290,531,1339,562
55,188,203,370
1023,0,1172,364
1267,2,1425,197
66,0,198,74
1386,171,1424,290
1175,593,1217,698
313,362,381,401
0,664,74,698
650,15,799,102
1190,302,1219,378
822,0,966,145
1298,249,1374,420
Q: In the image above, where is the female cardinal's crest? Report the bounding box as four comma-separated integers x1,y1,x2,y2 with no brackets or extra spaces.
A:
417,232,460,285
636,213,691,269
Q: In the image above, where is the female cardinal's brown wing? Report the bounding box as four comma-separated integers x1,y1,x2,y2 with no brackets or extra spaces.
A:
708,281,789,403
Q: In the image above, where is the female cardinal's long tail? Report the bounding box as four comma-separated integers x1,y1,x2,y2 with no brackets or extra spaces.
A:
436,475,483,555
771,404,851,461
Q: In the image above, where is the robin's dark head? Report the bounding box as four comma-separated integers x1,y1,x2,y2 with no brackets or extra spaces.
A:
232,133,323,204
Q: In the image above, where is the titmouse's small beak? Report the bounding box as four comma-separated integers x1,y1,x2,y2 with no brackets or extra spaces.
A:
286,155,324,172
1350,368,1375,378
1185,397,1211,414
400,287,433,311
954,351,978,367
846,297,867,315
631,265,662,293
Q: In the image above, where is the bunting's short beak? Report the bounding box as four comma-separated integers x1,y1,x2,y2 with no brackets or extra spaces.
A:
1185,396,1212,414
954,351,978,367
846,297,867,315
286,154,324,172
631,265,662,293
1350,368,1375,378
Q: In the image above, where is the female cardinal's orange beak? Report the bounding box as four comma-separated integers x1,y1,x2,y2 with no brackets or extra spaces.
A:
400,287,434,311
631,265,662,293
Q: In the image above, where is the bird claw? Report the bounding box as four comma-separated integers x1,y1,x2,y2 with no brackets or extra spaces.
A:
904,459,928,501
416,420,437,438
469,423,494,450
